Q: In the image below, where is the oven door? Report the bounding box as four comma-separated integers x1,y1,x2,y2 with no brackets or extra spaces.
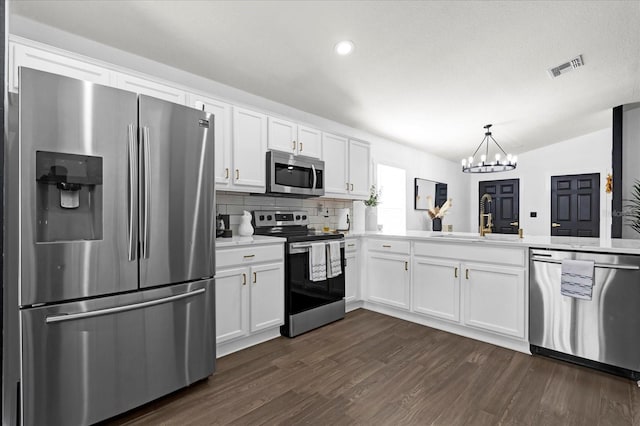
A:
287,241,345,315
267,150,324,197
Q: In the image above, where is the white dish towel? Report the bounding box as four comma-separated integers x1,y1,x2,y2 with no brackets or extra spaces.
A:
561,259,595,300
309,242,327,282
327,241,342,278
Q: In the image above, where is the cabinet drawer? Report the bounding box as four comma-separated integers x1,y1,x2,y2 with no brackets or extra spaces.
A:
414,241,525,267
368,239,410,255
345,239,359,252
216,244,284,269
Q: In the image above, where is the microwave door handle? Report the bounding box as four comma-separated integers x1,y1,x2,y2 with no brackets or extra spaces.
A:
311,164,317,190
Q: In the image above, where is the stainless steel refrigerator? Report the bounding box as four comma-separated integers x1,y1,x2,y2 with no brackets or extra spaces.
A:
3,68,216,425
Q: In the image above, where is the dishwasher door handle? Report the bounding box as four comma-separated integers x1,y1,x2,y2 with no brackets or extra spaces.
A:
531,256,640,271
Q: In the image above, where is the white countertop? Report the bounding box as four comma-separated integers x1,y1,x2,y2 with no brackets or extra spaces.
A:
342,230,640,255
215,235,286,248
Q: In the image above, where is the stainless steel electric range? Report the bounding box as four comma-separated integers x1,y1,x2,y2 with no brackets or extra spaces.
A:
252,210,345,337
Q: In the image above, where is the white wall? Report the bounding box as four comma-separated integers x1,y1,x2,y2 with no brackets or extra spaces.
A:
622,104,640,239
373,139,470,232
11,16,471,233
469,128,612,237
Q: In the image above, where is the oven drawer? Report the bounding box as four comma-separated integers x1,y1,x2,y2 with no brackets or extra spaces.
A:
217,244,284,269
368,238,410,255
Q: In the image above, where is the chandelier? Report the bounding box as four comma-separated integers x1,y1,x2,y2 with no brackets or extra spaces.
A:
461,124,517,173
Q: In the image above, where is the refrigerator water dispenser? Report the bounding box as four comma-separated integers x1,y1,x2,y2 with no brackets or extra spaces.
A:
35,151,103,242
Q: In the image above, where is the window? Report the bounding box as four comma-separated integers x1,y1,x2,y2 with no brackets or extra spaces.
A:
376,164,406,233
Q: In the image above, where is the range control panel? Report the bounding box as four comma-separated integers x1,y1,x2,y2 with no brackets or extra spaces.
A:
252,210,309,228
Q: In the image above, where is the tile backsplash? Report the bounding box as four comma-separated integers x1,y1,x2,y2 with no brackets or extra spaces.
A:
216,191,356,232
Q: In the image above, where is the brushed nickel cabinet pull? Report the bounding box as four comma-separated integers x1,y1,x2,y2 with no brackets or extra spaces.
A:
300,142,303,151
382,244,392,248
242,273,247,286
253,272,257,283
465,269,469,280
236,169,240,179
405,261,408,271
346,182,349,191
348,244,355,247
350,183,354,191
454,267,458,278
225,168,229,178
243,254,255,259
293,140,296,151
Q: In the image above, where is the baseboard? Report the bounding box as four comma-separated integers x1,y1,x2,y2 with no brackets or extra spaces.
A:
362,302,531,354
216,328,282,358
346,300,364,312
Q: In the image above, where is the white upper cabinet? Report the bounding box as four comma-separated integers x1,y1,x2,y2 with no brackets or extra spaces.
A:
268,117,298,154
268,117,321,158
297,125,322,158
188,94,233,186
348,139,371,197
114,72,186,105
322,133,349,195
232,107,267,191
322,133,371,199
9,41,112,93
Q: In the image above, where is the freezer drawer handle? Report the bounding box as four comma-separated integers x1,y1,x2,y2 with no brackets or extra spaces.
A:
45,288,206,324
531,256,640,270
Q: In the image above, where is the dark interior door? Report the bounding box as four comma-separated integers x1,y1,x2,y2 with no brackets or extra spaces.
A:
435,183,448,208
551,173,600,237
479,179,520,234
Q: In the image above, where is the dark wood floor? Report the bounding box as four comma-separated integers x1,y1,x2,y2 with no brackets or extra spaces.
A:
108,309,640,425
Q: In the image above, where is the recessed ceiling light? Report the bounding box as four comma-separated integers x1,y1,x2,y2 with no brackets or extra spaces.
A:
334,40,355,56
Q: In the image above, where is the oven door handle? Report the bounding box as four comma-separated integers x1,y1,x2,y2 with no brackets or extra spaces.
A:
289,240,345,254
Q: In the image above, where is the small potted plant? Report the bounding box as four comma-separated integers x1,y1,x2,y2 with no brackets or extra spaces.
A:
426,197,453,231
364,185,381,231
626,180,640,236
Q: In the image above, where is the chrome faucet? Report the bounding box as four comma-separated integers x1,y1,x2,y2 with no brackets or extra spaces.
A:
480,193,493,236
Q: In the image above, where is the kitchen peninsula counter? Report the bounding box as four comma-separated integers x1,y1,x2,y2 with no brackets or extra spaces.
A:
343,230,640,255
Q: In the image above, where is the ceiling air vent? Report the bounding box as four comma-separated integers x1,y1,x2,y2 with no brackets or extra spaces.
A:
547,55,584,78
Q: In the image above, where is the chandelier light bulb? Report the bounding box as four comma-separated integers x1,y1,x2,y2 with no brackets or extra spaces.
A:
480,154,486,162
513,155,518,163
461,159,467,166
468,156,474,165
495,153,501,162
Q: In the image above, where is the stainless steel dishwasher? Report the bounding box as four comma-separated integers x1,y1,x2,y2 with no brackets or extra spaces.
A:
530,248,640,382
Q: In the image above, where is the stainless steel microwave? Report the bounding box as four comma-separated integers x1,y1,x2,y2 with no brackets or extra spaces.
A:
266,150,325,197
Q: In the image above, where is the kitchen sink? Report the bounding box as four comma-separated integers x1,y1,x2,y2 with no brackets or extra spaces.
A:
430,233,520,242
430,234,482,241
482,233,520,241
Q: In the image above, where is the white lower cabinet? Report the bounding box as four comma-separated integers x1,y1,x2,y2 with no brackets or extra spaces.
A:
367,253,410,310
411,257,460,323
215,267,250,343
462,262,525,338
345,241,360,303
363,239,528,351
216,243,284,353
249,263,285,332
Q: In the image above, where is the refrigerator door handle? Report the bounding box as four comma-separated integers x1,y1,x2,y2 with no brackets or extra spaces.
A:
45,287,206,324
127,124,138,261
142,126,151,259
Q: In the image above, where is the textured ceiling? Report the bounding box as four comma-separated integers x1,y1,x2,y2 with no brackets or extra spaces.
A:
10,1,640,160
